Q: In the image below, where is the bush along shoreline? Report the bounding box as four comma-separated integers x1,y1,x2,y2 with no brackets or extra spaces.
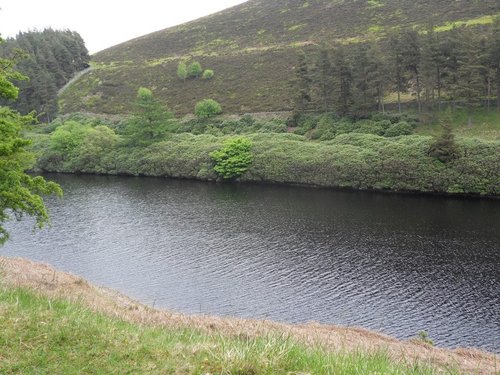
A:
29,111,499,198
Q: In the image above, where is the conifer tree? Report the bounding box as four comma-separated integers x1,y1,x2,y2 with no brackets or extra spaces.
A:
486,17,500,108
352,43,380,116
387,33,407,113
366,41,389,113
124,87,173,146
452,28,485,125
429,113,458,163
315,47,335,112
0,29,90,122
331,45,354,117
291,51,312,119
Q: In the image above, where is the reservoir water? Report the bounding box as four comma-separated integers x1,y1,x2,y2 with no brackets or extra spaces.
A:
2,174,499,352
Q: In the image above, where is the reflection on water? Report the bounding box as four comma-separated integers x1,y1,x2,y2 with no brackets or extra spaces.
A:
3,174,499,352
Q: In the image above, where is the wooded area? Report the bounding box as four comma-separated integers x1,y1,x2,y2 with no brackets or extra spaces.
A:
293,22,500,119
0,29,89,122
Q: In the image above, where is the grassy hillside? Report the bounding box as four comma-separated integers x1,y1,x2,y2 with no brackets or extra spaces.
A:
58,0,500,116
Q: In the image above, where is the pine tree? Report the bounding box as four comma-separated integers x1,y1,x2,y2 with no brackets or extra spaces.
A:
421,25,438,111
314,47,335,112
366,41,389,113
0,29,90,122
331,45,354,117
486,17,500,108
291,51,312,119
387,33,407,113
440,27,462,107
452,28,486,126
351,43,380,116
429,114,458,163
124,87,173,146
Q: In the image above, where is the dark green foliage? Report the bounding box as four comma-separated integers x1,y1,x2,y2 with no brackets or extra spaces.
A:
351,44,380,116
428,123,459,163
0,29,89,122
314,48,335,112
332,45,354,117
124,87,173,145
32,113,499,196
210,137,253,179
195,99,222,118
384,121,415,137
0,41,62,244
449,27,487,125
487,17,500,108
291,51,312,121
293,113,417,139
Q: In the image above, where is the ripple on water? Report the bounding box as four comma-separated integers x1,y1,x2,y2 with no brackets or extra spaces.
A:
3,174,499,352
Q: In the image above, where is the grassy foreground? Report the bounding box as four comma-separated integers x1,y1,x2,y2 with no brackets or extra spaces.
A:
0,287,440,375
2,257,497,374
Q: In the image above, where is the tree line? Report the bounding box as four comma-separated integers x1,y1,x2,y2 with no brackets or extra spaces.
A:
293,21,500,120
0,29,90,122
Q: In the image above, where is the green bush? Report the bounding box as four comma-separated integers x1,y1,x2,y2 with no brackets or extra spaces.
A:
50,120,92,155
210,137,253,179
202,69,214,80
188,61,202,78
384,121,415,137
256,121,287,133
195,99,222,118
177,61,187,81
34,119,499,196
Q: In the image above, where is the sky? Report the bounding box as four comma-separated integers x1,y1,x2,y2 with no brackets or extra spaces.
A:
0,0,248,54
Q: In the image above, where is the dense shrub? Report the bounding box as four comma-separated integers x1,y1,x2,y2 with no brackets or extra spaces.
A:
384,121,415,137
195,99,222,118
50,121,92,155
34,118,499,196
202,69,214,80
188,61,202,78
177,61,187,81
209,137,253,179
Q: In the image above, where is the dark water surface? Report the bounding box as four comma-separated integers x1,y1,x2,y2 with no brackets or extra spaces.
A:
3,174,499,352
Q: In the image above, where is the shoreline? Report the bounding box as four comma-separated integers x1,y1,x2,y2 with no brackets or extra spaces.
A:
36,170,500,201
0,256,497,373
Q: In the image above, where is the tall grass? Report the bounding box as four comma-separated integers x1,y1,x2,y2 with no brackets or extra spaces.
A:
0,287,446,374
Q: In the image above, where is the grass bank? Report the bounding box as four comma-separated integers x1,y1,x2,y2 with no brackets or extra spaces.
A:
1,257,497,374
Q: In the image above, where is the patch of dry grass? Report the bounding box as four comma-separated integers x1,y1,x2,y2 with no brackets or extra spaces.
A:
0,256,497,374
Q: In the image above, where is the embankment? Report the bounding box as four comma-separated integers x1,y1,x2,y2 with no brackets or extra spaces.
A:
0,256,497,374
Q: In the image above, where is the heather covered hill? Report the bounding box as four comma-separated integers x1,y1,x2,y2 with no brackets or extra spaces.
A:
93,0,500,63
58,0,500,115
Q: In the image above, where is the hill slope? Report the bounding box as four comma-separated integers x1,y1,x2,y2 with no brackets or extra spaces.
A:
59,0,500,116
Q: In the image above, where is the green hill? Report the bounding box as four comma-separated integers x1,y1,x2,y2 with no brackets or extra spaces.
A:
59,0,500,116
